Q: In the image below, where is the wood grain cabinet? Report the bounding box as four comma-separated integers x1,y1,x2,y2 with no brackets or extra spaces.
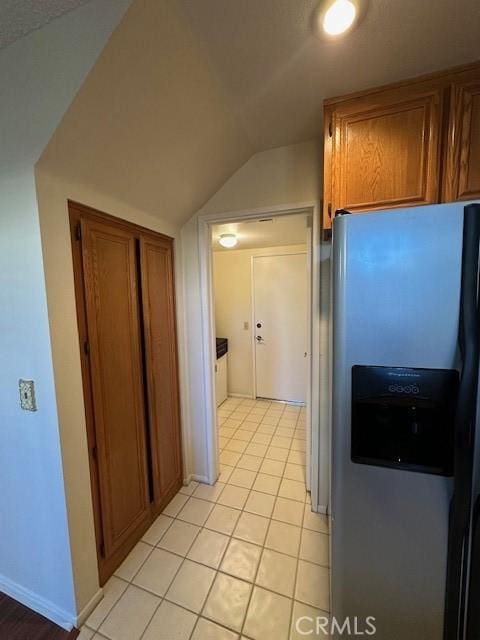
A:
323,62,480,231
444,72,480,202
69,202,183,584
80,219,152,568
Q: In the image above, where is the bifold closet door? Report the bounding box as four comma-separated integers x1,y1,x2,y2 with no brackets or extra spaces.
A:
81,219,151,559
139,236,182,510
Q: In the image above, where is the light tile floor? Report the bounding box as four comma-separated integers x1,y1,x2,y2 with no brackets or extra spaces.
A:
80,397,330,640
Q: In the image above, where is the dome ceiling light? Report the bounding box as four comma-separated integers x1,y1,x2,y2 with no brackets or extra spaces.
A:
315,0,363,38
323,0,356,35
219,233,238,248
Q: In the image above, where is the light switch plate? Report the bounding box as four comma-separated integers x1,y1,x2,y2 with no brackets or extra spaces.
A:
19,379,37,411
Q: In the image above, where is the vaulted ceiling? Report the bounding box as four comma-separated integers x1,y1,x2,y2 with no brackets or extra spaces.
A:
176,0,480,150
37,0,480,225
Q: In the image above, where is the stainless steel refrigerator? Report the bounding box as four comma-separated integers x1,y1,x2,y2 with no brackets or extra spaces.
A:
331,201,480,639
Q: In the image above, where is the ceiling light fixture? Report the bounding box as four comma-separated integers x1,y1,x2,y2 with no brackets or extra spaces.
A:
322,0,357,36
219,233,238,248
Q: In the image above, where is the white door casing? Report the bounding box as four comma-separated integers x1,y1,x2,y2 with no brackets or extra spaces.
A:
194,202,324,513
253,253,308,403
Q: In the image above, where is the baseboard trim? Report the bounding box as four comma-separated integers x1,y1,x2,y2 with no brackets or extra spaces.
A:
227,393,254,399
315,504,328,515
75,587,103,628
191,474,210,484
0,573,75,631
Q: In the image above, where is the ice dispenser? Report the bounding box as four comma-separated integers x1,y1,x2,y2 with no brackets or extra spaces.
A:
351,366,459,475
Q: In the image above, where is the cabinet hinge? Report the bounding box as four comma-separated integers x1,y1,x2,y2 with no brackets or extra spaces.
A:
99,542,105,557
75,222,82,241
327,203,333,219
328,118,333,137
84,340,90,355
91,445,97,461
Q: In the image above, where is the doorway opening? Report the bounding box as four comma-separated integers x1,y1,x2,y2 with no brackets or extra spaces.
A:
197,203,321,509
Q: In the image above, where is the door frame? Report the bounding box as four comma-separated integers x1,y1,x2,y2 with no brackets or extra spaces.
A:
197,202,321,510
251,250,308,403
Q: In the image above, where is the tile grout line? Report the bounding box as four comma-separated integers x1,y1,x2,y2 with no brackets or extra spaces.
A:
183,397,303,637
204,397,305,637
87,397,321,640
185,396,279,640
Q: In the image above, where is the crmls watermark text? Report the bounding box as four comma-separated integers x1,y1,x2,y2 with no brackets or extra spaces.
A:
295,616,377,636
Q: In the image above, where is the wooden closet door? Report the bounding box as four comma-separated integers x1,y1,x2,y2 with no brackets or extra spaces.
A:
81,219,151,560
139,236,182,510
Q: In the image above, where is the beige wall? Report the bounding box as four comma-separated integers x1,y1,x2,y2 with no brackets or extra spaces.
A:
213,245,307,398
199,139,322,215
35,167,181,615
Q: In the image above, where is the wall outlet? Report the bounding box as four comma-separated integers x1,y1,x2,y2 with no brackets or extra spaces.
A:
244,321,249,330
19,379,37,411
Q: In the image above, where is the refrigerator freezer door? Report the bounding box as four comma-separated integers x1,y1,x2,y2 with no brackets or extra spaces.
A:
331,203,464,639
444,204,480,640
467,377,480,638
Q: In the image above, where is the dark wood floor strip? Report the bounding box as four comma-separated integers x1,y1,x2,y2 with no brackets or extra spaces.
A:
0,592,78,640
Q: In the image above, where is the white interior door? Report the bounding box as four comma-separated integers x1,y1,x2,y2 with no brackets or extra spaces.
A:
253,253,307,402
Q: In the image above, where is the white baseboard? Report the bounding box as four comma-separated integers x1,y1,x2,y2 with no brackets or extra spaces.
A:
0,573,75,631
191,473,210,484
227,393,254,399
315,504,329,515
75,587,103,628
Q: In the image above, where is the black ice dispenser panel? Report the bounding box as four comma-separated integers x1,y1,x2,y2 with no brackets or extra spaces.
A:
351,366,459,475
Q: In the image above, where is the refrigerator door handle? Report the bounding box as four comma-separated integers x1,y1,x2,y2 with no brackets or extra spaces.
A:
466,495,480,638
444,203,480,640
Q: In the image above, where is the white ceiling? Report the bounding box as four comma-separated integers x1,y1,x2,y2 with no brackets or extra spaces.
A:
0,0,91,49
212,213,308,251
175,0,480,150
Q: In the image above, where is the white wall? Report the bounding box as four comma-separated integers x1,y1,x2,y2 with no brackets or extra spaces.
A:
180,139,333,509
199,140,321,215
213,245,307,398
0,0,130,627
0,170,76,623
318,248,331,513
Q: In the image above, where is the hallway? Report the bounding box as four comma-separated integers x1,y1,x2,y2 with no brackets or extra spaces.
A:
79,397,330,639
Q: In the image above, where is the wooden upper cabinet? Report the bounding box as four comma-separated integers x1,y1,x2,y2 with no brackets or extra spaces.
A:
323,83,443,229
443,69,480,202
323,62,480,232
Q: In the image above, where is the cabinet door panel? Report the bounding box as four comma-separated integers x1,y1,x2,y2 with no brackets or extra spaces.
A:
323,85,443,230
140,237,182,509
448,81,480,200
335,95,441,213
81,220,150,556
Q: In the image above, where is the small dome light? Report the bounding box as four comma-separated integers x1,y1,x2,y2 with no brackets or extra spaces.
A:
219,233,238,248
323,0,357,36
